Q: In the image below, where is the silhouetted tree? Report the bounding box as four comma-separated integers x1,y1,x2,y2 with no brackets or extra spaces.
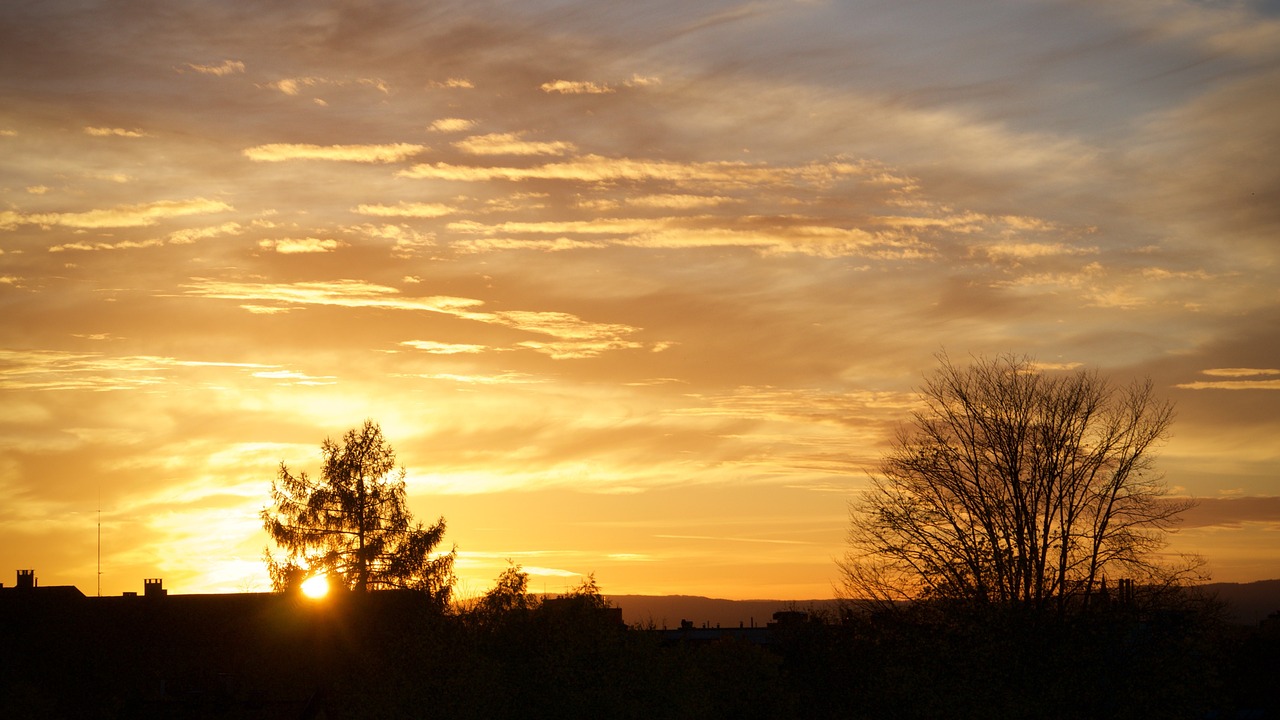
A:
472,562,537,620
841,353,1197,614
261,420,455,603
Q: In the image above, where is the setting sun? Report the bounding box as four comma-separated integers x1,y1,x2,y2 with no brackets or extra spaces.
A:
300,575,329,600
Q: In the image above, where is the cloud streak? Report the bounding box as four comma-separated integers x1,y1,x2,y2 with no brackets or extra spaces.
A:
14,198,232,229
243,143,425,163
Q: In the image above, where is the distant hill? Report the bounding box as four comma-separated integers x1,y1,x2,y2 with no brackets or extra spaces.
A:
611,580,1280,628
1196,579,1280,625
610,595,839,629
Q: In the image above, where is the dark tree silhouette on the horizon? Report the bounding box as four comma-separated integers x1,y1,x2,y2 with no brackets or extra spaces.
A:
841,353,1199,614
262,419,455,603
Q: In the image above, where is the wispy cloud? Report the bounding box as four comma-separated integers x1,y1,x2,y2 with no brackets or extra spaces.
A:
49,239,166,252
251,370,337,385
184,60,245,76
399,372,545,385
980,242,1096,261
429,118,476,132
400,155,872,186
1177,368,1280,390
427,78,474,89
184,279,647,357
20,198,232,229
1202,368,1280,378
167,222,243,244
243,143,425,163
625,194,734,209
184,279,483,314
84,126,147,138
452,237,606,253
400,340,489,354
258,237,344,254
541,79,614,94
264,76,389,95
454,132,576,156
0,350,278,392
342,223,435,257
446,215,932,258
353,202,456,218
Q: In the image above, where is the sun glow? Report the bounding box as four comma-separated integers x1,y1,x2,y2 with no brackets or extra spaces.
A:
300,574,329,599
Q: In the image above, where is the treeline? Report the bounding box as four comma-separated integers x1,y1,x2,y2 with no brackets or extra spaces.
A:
2,586,1276,719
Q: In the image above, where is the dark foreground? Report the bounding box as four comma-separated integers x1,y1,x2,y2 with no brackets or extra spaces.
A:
2,589,1276,719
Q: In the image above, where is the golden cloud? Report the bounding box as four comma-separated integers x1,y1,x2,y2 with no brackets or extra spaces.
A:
627,194,734,209
454,132,576,156
447,216,930,258
243,143,425,163
167,222,243,244
251,370,337,385
981,242,1096,260
400,340,489,354
184,279,483,314
428,78,474,89
0,350,278,392
1177,368,1280,390
344,223,435,257
84,126,147,138
353,202,455,218
24,197,232,229
185,60,245,76
621,226,927,259
400,155,870,187
265,76,389,96
492,309,638,342
451,237,607,253
516,339,644,359
183,280,646,353
400,372,544,384
258,237,344,254
625,74,661,87
1202,368,1280,377
1176,379,1280,390
448,217,676,235
49,239,166,252
540,79,614,94
429,118,477,132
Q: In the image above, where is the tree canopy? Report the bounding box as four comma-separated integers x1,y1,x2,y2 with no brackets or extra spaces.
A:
262,420,455,604
841,353,1196,613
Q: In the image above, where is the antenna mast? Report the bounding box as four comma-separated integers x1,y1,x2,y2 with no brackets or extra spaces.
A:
97,490,101,597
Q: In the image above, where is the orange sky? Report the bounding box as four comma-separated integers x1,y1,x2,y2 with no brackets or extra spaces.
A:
1,0,1277,599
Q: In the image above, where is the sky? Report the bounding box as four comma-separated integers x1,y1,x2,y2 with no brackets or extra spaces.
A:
1,0,1277,600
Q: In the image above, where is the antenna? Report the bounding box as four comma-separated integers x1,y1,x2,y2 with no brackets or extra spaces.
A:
97,488,101,597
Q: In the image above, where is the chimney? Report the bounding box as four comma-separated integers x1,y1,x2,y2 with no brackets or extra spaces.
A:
16,569,36,590
143,578,167,598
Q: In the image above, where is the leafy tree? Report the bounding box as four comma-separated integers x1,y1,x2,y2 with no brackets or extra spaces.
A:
261,419,455,603
841,353,1197,614
474,562,538,618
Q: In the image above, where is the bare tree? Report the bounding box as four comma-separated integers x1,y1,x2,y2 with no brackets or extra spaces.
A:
262,419,455,604
841,353,1197,614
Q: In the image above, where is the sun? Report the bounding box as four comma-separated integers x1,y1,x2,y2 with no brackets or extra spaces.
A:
300,574,329,599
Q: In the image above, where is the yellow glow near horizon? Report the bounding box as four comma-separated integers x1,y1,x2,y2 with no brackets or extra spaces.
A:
300,575,330,599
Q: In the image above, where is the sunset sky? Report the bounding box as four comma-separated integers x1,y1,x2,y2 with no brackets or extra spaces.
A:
2,0,1277,600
